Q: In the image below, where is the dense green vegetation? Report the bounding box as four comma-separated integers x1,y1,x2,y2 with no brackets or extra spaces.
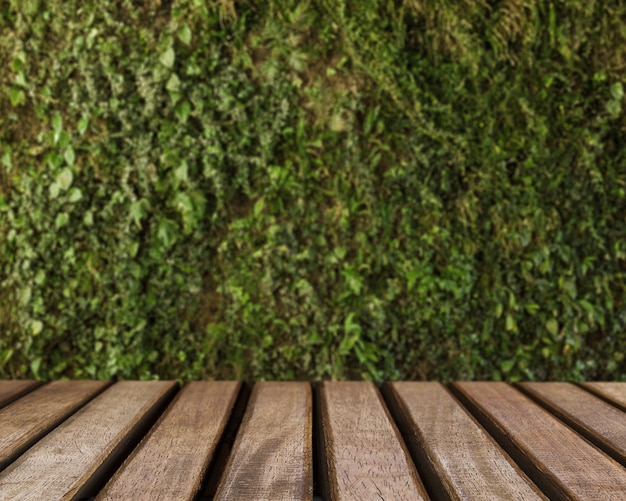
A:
1,0,625,382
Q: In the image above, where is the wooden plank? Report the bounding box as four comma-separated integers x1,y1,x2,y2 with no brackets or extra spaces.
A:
215,382,312,501
383,382,545,500
0,380,108,471
519,382,626,467
452,382,626,500
318,381,428,501
0,380,41,409
579,382,626,412
0,381,176,501
98,381,240,501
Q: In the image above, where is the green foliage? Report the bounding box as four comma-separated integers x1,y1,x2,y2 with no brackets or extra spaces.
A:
1,0,626,382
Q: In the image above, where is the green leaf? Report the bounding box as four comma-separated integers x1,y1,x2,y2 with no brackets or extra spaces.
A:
31,320,43,336
339,314,362,356
524,303,540,316
30,357,42,378
129,240,140,258
253,197,265,216
364,106,378,135
12,55,24,72
68,187,83,203
55,212,69,229
15,71,27,87
178,24,192,45
57,168,73,190
495,303,503,318
339,334,358,355
406,267,421,291
505,314,517,332
78,116,89,135
174,192,193,213
174,161,188,183
1,348,13,365
83,210,94,226
157,218,177,248
20,287,32,307
49,182,61,199
607,99,621,117
166,73,181,92
160,47,175,69
190,190,206,216
130,199,150,226
579,300,594,313
611,82,623,101
52,112,63,133
35,269,46,285
168,91,182,105
1,148,12,169
344,312,362,336
546,318,559,336
47,151,63,169
342,266,363,295
9,87,26,107
175,101,192,124
64,146,75,166
500,359,515,373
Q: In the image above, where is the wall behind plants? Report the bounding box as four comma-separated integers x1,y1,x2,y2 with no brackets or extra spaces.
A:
1,0,625,382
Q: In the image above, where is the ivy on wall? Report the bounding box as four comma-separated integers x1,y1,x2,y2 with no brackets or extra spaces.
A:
1,0,625,381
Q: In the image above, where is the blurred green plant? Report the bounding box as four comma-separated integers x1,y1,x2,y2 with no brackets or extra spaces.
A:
1,0,625,382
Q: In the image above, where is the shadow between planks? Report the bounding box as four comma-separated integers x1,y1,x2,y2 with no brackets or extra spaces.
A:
1,381,626,500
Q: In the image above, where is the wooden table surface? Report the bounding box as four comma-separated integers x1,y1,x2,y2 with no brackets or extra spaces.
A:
0,381,625,500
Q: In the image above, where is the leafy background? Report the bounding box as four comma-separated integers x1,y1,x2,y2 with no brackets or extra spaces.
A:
1,0,625,382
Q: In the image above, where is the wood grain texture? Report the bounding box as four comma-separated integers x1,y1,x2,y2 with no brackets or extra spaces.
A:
519,382,626,467
452,382,626,501
215,382,312,501
0,381,176,501
318,381,427,501
384,382,545,500
0,380,108,471
98,381,240,501
579,382,626,412
0,380,41,409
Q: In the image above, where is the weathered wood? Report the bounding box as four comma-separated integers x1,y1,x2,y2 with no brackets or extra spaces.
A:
0,380,108,471
383,382,545,500
215,382,312,501
519,382,626,467
318,381,428,501
579,382,626,412
97,381,240,501
0,381,176,501
452,381,626,500
0,380,41,409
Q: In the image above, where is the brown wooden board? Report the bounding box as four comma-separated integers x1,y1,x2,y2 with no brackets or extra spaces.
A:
383,382,545,500
0,380,108,471
97,381,240,501
519,383,626,465
519,382,626,467
579,382,626,412
0,380,41,409
0,381,176,501
215,382,312,501
452,382,626,500
318,381,428,501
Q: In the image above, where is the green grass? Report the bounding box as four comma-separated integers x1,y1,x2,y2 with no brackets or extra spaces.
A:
1,0,625,382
